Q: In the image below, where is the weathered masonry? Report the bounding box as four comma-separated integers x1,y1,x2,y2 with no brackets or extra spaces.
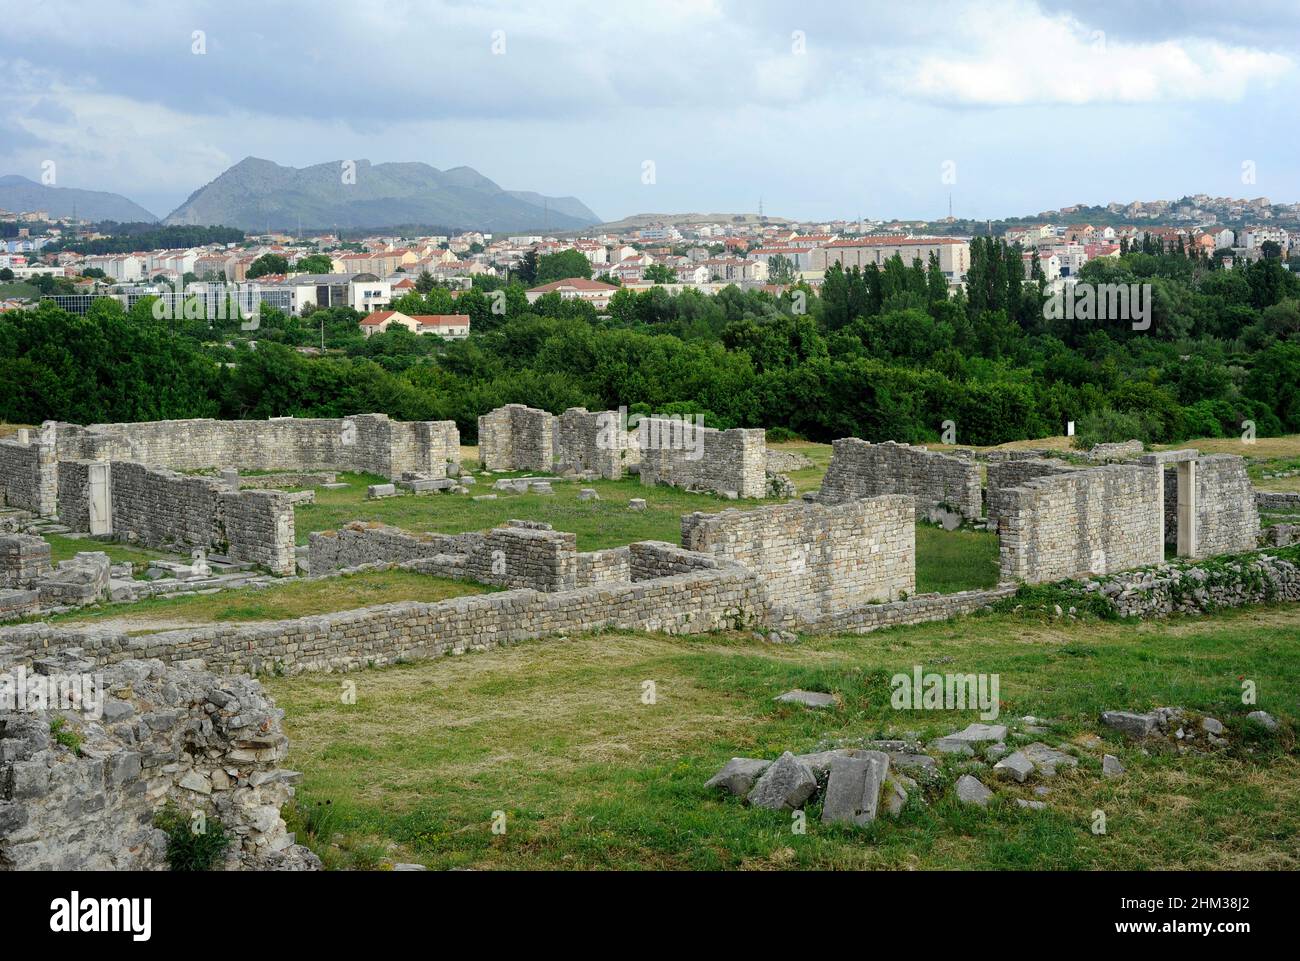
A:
984,456,1078,526
478,404,556,472
681,496,914,622
57,460,296,575
819,439,982,520
1,414,461,521
997,464,1164,583
52,413,459,480
556,407,628,479
1145,451,1260,559
638,420,767,498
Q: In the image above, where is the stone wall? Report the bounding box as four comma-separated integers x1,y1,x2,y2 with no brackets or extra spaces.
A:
680,496,915,621
0,436,56,518
1,556,766,675
985,457,1078,526
0,646,318,871
638,420,766,499
0,534,51,588
1086,439,1144,461
556,407,626,479
1190,456,1260,557
108,462,295,575
1257,490,1300,512
819,438,981,520
782,585,1018,634
50,413,458,481
310,520,615,593
478,404,555,472
998,464,1163,584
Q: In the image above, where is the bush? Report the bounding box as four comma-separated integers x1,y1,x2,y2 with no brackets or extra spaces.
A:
154,801,231,871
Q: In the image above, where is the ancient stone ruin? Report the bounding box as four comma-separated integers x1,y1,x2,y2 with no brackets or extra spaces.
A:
819,438,982,521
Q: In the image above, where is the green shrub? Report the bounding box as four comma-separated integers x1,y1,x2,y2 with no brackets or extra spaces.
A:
49,717,83,755
154,801,231,871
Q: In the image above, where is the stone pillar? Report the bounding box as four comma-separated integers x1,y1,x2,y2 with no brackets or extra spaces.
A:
88,461,112,536
1176,460,1197,558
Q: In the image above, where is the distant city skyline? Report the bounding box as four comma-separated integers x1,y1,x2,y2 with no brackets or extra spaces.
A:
2,0,1297,223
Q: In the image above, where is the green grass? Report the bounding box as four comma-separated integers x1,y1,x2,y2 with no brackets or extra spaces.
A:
51,569,493,630
0,282,38,300
44,533,170,571
915,524,999,593
269,603,1299,871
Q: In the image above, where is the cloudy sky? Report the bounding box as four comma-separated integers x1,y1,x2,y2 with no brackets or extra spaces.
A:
1,0,1296,222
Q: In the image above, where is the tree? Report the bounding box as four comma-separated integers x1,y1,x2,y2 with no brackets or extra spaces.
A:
535,249,592,285
767,254,796,283
294,254,333,274
0,268,13,282
513,249,539,286
415,270,436,294
643,264,677,284
247,254,289,279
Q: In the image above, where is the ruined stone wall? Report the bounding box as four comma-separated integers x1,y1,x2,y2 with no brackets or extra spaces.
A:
0,647,318,871
1257,490,1300,512
638,421,766,499
556,407,625,479
50,414,458,481
1086,439,1144,461
577,547,630,587
0,437,56,518
680,496,915,621
986,458,1078,525
780,585,1018,635
311,520,596,593
1192,455,1260,557
998,464,1163,584
477,404,555,472
108,462,295,575
0,534,51,588
819,438,981,520
2,558,765,675
55,459,92,531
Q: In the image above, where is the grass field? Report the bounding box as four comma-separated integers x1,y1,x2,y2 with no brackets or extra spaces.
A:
269,603,1299,871
51,569,491,631
44,533,170,570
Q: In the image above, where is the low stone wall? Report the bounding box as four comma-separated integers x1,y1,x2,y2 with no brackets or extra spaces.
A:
0,555,765,675
784,585,1018,634
819,438,981,520
50,413,458,481
108,462,295,575
311,520,617,592
0,436,56,518
1086,439,1144,461
1079,551,1300,619
0,646,318,870
985,457,1078,525
638,421,766,499
998,464,1163,584
478,404,554,472
1255,490,1300,512
234,471,337,489
680,496,915,621
1189,455,1259,557
0,533,51,588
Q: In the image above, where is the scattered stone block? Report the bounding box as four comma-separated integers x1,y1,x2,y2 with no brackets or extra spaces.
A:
774,689,837,710
930,722,1008,754
1020,742,1078,777
747,751,816,811
1015,799,1047,810
366,483,397,499
473,494,497,501
954,774,993,807
1246,711,1278,731
993,751,1034,783
704,757,772,797
577,488,600,502
1200,716,1224,735
820,751,889,826
1100,710,1159,738
628,498,647,511
1102,754,1125,778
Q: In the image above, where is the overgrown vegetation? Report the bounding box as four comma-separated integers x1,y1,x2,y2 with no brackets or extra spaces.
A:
154,801,232,871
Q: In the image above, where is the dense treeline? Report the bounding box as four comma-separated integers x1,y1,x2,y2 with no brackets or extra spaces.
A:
2,241,1298,447
46,225,245,255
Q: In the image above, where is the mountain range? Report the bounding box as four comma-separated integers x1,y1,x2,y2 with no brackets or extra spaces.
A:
162,157,600,232
0,175,159,223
